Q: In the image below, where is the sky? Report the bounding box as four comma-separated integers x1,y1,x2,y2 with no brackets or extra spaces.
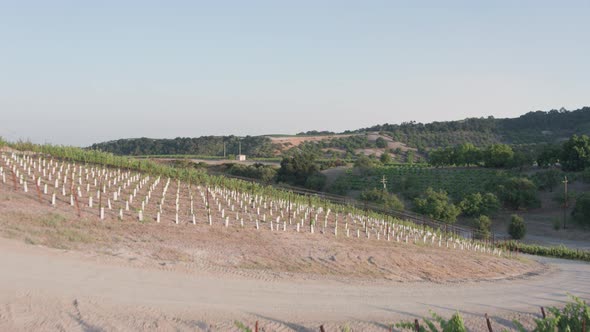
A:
0,0,589,146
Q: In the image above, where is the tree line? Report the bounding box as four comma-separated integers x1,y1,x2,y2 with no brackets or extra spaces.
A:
89,136,275,158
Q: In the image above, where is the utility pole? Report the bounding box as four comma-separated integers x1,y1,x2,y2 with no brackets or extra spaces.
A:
563,176,568,229
381,175,387,192
223,142,226,159
238,138,242,156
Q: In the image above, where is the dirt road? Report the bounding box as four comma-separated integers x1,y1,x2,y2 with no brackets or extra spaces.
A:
0,237,588,331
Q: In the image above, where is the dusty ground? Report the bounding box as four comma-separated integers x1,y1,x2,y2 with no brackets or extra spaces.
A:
269,134,354,147
1,182,589,331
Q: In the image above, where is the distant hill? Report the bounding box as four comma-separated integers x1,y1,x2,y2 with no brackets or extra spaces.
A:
352,106,590,149
90,107,590,157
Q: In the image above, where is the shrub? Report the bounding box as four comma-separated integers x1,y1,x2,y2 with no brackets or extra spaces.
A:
572,192,590,226
552,218,561,231
473,215,491,240
396,311,467,332
508,214,526,239
360,188,404,210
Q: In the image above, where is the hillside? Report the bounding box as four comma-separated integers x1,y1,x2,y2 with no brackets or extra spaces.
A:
89,107,590,157
355,106,590,149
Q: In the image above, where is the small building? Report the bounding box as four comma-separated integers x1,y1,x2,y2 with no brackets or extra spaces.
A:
236,154,247,161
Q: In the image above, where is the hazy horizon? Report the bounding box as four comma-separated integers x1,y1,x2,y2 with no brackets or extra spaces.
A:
1,1,589,146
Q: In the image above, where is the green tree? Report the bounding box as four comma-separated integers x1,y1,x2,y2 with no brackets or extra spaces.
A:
454,143,481,166
304,172,327,191
375,137,388,148
407,150,415,164
508,214,526,239
572,192,590,226
354,154,373,169
413,188,461,223
277,153,321,187
561,134,590,171
483,144,514,168
459,192,500,217
380,152,392,164
510,150,534,170
474,215,492,240
536,144,561,167
531,169,562,191
497,177,540,210
360,188,404,210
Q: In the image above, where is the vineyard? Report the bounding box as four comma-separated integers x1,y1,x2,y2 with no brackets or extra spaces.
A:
332,165,511,199
0,146,504,258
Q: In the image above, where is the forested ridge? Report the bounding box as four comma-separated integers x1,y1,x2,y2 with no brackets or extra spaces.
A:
89,136,275,158
89,107,590,156
354,107,590,149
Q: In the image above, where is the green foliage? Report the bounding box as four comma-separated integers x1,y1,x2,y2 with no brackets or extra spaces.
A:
454,143,481,166
354,154,375,169
512,295,590,332
459,192,500,217
375,137,388,148
531,169,563,191
579,168,590,183
553,218,562,231
380,152,392,164
483,144,514,168
572,192,590,226
407,150,415,164
536,144,561,167
225,163,277,184
234,321,252,332
340,324,352,332
304,172,327,191
90,135,276,158
413,188,461,223
277,153,322,188
398,296,589,332
497,177,540,210
552,190,576,208
561,134,590,171
499,241,590,261
509,149,535,170
429,143,482,167
508,214,526,239
331,165,510,202
473,215,491,240
359,188,404,210
0,136,6,148
396,311,466,332
359,107,590,149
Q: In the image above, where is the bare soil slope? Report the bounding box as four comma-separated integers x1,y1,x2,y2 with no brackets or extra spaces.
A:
3,176,587,332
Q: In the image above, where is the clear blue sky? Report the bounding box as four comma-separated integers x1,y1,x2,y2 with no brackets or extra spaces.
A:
1,0,588,146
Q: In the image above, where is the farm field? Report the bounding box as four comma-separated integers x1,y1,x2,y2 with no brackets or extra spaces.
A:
0,149,589,331
331,165,511,199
